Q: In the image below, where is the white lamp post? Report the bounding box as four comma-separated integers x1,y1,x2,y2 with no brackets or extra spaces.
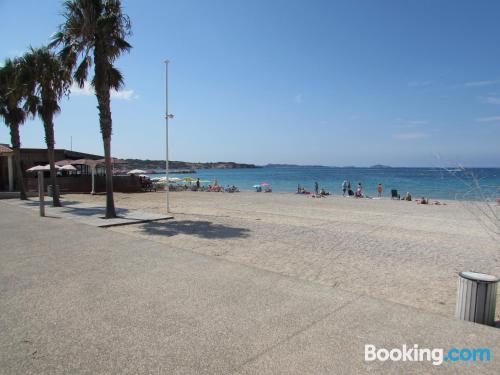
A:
165,59,174,213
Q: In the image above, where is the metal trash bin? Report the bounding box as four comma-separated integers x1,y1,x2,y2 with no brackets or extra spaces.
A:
47,185,60,197
455,271,498,326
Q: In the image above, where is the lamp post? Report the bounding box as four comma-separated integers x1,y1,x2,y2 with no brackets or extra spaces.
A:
164,59,174,213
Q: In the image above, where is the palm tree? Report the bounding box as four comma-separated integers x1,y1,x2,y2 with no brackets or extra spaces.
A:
50,0,132,218
19,47,72,207
0,58,28,200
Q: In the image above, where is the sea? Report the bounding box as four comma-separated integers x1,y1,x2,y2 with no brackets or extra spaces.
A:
148,166,500,201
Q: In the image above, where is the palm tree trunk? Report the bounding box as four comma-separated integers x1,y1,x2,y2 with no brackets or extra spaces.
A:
94,45,116,218
9,122,27,200
97,93,116,218
42,113,61,207
102,136,116,218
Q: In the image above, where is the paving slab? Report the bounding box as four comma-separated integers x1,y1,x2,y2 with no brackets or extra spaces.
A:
0,203,499,374
1,198,172,227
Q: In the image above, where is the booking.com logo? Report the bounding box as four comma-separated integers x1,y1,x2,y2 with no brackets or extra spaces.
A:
365,344,491,366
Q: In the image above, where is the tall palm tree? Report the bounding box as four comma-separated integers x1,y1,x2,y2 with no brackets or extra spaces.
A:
50,0,132,218
19,47,72,207
0,58,27,200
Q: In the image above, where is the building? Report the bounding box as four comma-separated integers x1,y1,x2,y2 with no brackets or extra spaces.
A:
0,145,142,194
0,144,14,191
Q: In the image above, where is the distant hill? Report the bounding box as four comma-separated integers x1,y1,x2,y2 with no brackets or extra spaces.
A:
369,164,392,168
121,159,259,172
265,164,328,168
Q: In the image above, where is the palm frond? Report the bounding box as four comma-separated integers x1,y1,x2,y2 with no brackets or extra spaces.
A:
74,55,91,87
107,66,124,91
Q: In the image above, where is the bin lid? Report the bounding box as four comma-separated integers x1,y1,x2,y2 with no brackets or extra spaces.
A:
459,271,499,283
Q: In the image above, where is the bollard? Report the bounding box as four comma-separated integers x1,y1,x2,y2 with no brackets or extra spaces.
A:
37,170,45,217
455,271,498,326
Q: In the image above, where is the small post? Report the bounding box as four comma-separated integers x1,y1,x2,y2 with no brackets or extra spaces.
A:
7,155,13,191
91,166,96,195
38,170,45,217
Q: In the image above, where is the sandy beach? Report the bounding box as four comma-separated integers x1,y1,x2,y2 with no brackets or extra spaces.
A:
66,191,500,321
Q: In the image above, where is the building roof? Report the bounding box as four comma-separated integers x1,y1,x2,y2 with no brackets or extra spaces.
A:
0,144,13,154
18,147,103,160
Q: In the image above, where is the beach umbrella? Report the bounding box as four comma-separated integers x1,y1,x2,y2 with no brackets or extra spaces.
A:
26,165,50,172
127,169,147,175
55,159,74,166
253,184,261,188
59,164,77,171
260,182,270,186
169,177,182,182
70,159,101,195
183,177,196,182
26,164,61,172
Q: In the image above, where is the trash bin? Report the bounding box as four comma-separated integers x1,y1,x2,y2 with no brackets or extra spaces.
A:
47,185,60,197
455,271,498,326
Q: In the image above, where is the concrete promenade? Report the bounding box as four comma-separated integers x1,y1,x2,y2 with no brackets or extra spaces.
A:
0,201,499,374
1,198,172,227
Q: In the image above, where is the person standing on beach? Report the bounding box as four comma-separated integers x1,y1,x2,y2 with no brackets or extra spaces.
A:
342,180,348,196
377,183,382,197
314,181,319,195
196,178,200,190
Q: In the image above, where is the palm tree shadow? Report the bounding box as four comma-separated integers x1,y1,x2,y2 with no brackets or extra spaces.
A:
59,205,130,217
140,220,250,239
22,199,131,218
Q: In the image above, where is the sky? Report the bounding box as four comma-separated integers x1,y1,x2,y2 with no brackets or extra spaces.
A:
1,0,500,167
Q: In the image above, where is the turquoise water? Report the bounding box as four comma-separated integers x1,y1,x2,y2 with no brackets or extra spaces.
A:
150,166,500,201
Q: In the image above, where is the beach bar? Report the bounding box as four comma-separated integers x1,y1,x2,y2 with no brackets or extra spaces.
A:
0,146,142,195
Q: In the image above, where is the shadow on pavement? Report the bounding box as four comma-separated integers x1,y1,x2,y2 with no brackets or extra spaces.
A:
22,199,131,218
140,220,250,239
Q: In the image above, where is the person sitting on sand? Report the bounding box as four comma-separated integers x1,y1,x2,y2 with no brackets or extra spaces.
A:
298,187,310,194
403,192,412,201
417,197,428,204
355,183,363,198
320,188,329,196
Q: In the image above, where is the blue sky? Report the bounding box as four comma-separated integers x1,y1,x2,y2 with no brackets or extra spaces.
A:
1,0,500,167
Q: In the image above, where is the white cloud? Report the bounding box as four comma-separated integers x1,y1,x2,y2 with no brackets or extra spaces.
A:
70,82,94,96
395,118,428,128
70,82,137,100
393,132,429,140
294,94,302,104
464,79,500,87
481,96,500,105
408,80,432,87
111,89,135,100
476,116,500,122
